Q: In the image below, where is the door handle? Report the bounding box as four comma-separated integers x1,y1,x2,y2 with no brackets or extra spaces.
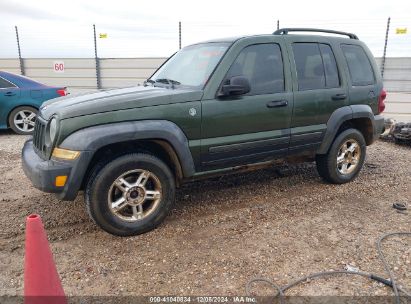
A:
331,93,347,101
266,100,288,108
4,92,16,97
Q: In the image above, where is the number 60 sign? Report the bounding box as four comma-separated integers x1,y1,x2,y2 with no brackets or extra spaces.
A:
53,61,65,73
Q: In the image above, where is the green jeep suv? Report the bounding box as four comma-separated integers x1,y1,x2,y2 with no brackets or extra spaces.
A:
22,28,386,236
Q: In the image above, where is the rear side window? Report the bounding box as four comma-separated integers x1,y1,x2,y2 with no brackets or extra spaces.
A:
320,44,340,88
0,77,16,89
292,43,340,91
341,44,375,86
224,43,285,95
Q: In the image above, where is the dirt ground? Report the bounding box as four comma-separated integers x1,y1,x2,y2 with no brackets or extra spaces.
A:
0,130,410,298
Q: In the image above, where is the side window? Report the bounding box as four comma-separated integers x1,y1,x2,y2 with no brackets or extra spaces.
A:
341,44,375,86
224,44,284,95
292,43,340,90
319,44,340,88
292,43,325,91
0,77,16,89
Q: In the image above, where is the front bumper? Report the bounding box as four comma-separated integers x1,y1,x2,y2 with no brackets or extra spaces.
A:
22,140,92,201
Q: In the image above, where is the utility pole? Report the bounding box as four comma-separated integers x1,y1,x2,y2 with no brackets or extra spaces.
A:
93,24,102,90
179,21,182,50
15,26,25,75
277,20,280,30
381,17,391,78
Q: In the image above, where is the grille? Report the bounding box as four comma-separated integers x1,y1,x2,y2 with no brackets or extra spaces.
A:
33,117,47,159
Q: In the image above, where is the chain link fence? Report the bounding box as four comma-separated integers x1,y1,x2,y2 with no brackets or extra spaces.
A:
0,17,410,121
0,17,409,59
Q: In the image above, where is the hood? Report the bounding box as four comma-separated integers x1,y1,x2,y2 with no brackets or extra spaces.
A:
40,86,203,120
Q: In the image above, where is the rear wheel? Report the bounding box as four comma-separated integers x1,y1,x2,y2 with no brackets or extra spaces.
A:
316,128,366,184
8,106,37,135
85,153,175,236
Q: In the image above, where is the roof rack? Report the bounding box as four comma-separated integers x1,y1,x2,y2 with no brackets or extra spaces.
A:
273,28,359,40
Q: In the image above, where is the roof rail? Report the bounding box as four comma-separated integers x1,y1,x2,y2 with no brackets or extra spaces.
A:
273,28,359,40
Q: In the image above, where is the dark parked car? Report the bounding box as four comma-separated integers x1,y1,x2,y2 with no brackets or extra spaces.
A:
22,28,386,236
0,71,67,134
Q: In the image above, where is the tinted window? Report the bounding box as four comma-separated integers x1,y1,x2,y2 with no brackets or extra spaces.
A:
293,43,325,90
319,44,340,88
341,44,375,86
0,77,15,89
224,44,284,95
293,43,340,90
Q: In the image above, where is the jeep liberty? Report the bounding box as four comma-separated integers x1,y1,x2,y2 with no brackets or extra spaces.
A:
22,28,386,236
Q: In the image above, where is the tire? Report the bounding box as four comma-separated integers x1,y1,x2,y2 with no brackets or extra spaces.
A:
8,106,38,135
316,128,366,184
394,137,409,145
85,153,175,236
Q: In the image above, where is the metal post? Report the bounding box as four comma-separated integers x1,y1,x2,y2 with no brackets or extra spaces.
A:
277,20,280,30
179,21,182,50
381,17,391,78
93,24,102,90
15,26,25,76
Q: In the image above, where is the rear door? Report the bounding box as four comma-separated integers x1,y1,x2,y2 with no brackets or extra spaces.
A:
286,37,348,152
200,38,293,170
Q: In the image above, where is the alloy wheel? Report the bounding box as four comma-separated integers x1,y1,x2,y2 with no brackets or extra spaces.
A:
108,169,162,222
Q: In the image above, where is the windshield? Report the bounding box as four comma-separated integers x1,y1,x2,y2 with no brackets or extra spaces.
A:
149,42,230,89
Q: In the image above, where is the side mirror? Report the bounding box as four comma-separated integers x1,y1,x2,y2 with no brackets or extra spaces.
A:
221,76,251,96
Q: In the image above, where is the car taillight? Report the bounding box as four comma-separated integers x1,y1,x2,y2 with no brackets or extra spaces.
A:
56,88,67,96
378,89,387,114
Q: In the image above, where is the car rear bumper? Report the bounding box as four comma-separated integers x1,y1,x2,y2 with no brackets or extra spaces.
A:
22,139,92,201
373,114,385,141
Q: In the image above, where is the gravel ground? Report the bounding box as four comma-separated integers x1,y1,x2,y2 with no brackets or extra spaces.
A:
0,130,410,297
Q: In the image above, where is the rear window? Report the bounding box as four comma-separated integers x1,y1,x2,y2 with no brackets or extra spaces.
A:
341,44,375,86
0,77,16,89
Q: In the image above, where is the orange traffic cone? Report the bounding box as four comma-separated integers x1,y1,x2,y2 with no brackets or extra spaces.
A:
24,214,66,304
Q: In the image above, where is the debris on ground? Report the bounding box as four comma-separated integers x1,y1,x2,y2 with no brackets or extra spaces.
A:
393,122,411,144
381,118,411,145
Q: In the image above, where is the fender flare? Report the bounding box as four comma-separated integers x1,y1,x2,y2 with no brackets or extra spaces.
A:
317,105,376,154
59,120,196,177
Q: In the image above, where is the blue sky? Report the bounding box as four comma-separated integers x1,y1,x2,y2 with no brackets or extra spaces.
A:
0,0,410,58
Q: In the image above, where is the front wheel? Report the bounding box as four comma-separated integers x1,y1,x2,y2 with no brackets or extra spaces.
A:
85,153,175,236
8,106,38,135
316,128,366,184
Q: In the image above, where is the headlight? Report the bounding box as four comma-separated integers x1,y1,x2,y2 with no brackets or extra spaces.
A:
49,118,58,143
45,117,59,147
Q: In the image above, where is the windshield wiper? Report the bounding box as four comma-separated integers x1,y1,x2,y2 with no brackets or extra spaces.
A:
143,79,155,87
154,78,181,88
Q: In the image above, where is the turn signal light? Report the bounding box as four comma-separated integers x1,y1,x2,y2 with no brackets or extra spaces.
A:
52,147,80,160
55,176,67,187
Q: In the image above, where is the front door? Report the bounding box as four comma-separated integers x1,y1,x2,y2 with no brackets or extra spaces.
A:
200,42,293,170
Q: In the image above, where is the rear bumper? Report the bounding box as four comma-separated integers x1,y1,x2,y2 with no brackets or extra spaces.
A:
22,139,92,201
373,114,385,141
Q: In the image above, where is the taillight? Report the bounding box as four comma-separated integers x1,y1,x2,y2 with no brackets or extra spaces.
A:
378,89,387,114
56,88,67,96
